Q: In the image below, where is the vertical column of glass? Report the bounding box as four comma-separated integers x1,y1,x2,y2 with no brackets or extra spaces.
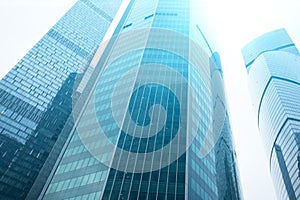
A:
41,1,243,200
242,29,300,200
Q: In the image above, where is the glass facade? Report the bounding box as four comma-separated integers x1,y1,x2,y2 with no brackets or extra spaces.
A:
0,0,242,200
0,0,123,199
41,0,242,200
242,28,300,200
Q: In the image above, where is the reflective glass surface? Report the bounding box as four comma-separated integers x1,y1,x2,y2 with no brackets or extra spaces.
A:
242,29,300,200
0,0,123,199
0,0,243,200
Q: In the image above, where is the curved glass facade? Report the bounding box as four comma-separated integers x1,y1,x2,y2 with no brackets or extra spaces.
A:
0,0,242,199
242,29,300,200
41,0,242,200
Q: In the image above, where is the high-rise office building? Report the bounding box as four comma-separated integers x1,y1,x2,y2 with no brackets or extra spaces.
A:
37,0,242,199
242,29,300,200
0,0,124,199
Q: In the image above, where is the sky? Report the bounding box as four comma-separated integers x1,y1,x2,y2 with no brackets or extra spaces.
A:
1,0,300,199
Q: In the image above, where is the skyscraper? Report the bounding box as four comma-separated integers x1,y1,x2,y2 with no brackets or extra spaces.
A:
242,29,300,200
0,0,124,199
38,0,242,199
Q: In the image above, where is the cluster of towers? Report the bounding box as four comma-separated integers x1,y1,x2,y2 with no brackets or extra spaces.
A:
0,1,299,199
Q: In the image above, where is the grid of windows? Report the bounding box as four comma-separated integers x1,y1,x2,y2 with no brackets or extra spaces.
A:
43,0,241,199
0,0,123,199
243,29,300,200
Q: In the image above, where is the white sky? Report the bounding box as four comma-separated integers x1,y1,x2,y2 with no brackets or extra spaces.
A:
1,0,300,199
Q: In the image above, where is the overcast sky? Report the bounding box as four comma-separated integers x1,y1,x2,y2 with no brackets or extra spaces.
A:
1,0,300,199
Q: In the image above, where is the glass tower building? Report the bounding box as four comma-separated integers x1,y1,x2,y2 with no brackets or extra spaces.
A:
39,0,242,200
242,29,300,200
1,0,242,200
0,0,123,199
